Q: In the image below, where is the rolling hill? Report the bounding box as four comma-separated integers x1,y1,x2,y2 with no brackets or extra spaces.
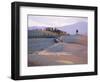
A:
58,21,88,35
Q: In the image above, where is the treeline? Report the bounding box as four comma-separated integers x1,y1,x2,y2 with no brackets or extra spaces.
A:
28,28,67,38
45,27,66,35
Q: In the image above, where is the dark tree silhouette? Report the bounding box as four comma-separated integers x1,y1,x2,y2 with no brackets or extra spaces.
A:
76,29,78,34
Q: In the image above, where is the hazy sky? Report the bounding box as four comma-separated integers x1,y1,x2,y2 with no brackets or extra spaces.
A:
28,15,88,28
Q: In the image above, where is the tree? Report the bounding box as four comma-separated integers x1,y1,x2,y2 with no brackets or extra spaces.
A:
76,29,78,34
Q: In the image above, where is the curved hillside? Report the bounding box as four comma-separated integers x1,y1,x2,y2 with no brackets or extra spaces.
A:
28,34,87,66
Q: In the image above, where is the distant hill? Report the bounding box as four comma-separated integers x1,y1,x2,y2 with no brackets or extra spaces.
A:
58,21,88,35
28,26,47,30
